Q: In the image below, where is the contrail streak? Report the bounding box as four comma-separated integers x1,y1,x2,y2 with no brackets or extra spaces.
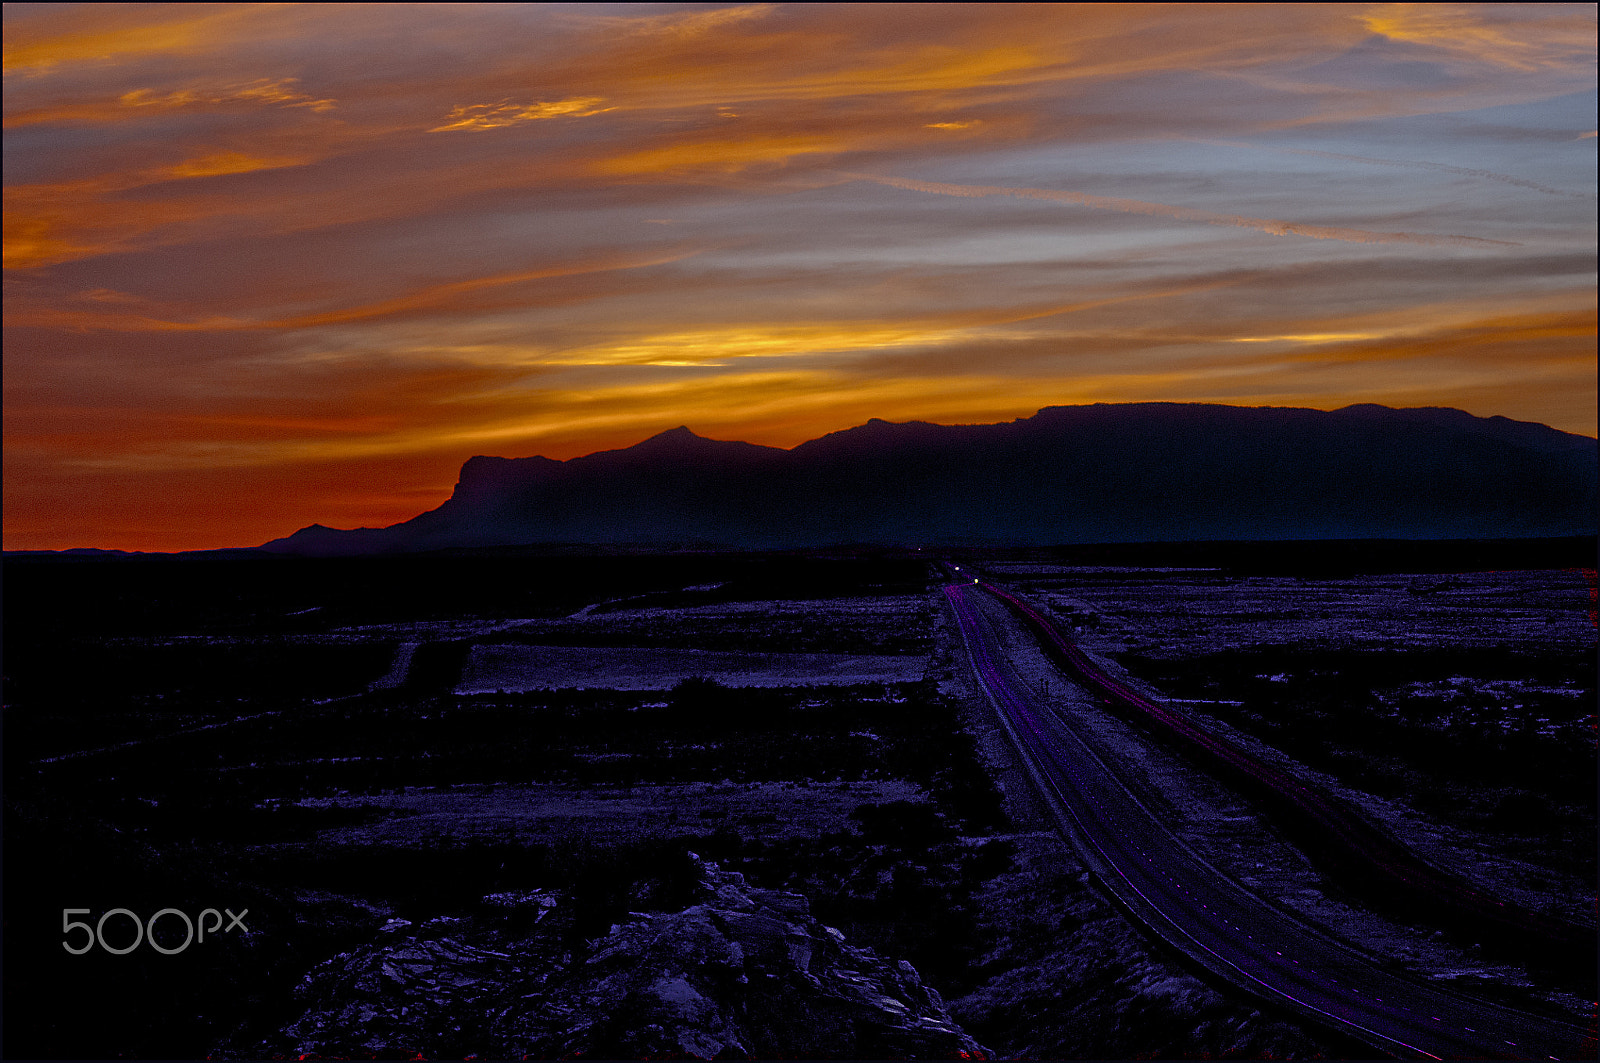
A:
837,171,1521,248
1191,138,1595,201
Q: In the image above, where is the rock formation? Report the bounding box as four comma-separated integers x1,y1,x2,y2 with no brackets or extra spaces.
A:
248,858,987,1059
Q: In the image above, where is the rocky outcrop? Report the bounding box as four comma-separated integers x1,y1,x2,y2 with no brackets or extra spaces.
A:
277,918,519,1056
250,859,987,1059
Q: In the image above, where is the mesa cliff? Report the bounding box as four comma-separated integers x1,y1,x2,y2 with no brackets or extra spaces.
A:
263,403,1597,553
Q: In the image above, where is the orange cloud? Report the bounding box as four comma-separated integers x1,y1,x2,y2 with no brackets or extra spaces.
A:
430,96,612,132
533,278,1238,367
5,248,707,332
162,151,310,179
4,147,319,269
596,133,861,176
564,4,1360,114
3,177,201,268
5,77,337,130
5,355,528,468
120,77,336,113
604,3,778,41
256,250,708,332
557,6,1055,109
2,4,279,75
1280,306,1597,367
1232,332,1387,344
544,322,966,367
1362,3,1598,73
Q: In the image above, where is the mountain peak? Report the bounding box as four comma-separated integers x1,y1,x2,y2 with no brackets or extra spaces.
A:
636,425,704,447
259,403,1596,553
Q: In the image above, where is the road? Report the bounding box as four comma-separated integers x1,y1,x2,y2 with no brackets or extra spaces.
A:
944,580,1592,1061
979,579,1588,975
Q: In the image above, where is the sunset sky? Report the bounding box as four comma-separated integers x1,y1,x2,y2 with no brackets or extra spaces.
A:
5,2,1596,552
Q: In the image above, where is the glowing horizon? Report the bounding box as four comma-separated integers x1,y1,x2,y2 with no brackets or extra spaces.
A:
5,3,1595,552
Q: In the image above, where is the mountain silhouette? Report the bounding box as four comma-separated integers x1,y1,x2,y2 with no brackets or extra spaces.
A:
261,403,1597,554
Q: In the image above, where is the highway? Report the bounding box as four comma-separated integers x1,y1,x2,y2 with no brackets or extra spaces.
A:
944,580,1593,1061
979,579,1588,975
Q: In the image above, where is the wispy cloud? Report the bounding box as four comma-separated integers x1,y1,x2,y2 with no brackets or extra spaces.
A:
2,4,280,75
162,151,310,179
4,246,709,333
835,171,1522,248
430,96,613,132
1361,3,1598,73
121,77,336,114
1189,138,1596,201
6,76,337,129
1231,332,1386,344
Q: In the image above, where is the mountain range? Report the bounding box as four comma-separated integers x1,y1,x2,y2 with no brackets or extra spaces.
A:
262,403,1597,554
